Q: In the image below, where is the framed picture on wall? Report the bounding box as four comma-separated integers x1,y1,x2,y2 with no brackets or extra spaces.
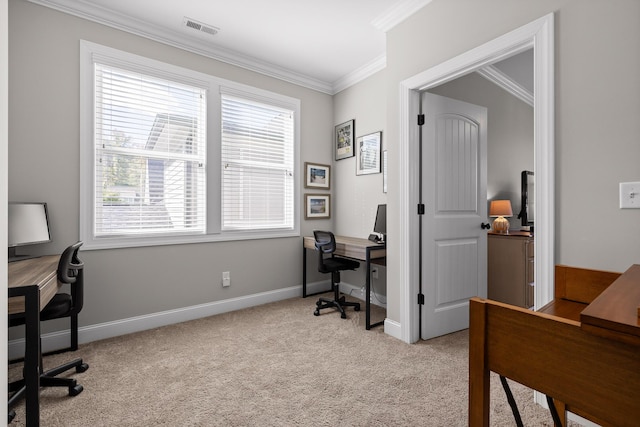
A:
304,162,330,189
383,150,388,193
335,119,355,160
304,194,331,219
356,131,381,175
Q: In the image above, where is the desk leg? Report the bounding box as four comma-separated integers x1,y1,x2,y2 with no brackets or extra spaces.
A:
23,285,41,427
302,245,333,298
302,246,307,298
365,248,385,330
366,249,372,329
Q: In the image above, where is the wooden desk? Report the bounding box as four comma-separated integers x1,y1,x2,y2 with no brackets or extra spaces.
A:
302,236,386,330
580,264,640,346
9,255,61,314
469,264,640,427
9,255,62,427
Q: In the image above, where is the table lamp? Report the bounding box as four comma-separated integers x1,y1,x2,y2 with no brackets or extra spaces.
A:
490,200,512,234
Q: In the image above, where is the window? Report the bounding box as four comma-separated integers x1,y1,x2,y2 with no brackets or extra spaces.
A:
94,64,207,237
80,41,299,249
221,93,295,231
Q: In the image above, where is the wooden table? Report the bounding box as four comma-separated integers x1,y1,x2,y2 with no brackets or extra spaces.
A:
580,264,640,346
469,264,640,427
9,255,61,315
302,236,386,329
9,255,62,427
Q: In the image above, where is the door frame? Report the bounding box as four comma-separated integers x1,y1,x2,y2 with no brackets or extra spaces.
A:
397,13,555,344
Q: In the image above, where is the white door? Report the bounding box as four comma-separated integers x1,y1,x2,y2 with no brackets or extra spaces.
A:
420,92,488,340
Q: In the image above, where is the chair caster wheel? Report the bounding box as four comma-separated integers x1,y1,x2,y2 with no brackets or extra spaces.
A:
8,409,16,423
76,363,89,373
341,313,347,319
314,309,320,316
354,304,361,311
69,384,83,396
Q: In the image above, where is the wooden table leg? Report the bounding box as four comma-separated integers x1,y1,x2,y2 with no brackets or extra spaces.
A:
469,298,490,427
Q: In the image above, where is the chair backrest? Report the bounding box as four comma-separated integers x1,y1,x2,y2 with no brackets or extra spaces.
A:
313,231,336,274
313,230,336,254
57,241,84,314
57,241,84,283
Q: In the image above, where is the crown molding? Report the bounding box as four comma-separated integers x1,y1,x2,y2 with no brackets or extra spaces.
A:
27,0,335,94
476,65,534,107
332,54,387,94
26,0,431,94
371,0,434,32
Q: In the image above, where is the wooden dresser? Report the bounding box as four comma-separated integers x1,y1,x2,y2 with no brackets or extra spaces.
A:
487,232,534,308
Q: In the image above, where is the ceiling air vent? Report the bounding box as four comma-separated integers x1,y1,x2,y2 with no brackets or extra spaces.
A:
183,17,219,36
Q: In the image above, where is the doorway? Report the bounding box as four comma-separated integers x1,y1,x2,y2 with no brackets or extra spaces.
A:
397,13,555,344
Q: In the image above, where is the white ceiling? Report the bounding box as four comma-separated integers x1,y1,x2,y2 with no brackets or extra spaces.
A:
28,0,433,94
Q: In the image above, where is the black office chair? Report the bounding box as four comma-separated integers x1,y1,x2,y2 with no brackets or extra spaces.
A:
8,242,89,421
313,231,361,319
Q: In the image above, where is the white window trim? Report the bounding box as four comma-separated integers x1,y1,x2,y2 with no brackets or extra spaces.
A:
80,41,300,250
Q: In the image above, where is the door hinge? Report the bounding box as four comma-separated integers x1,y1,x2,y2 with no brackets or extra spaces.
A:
417,204,425,215
418,293,425,305
417,114,425,126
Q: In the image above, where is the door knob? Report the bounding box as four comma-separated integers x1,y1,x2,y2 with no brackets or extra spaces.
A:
481,222,491,230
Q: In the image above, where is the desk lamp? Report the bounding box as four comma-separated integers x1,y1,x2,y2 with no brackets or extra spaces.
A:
490,200,512,234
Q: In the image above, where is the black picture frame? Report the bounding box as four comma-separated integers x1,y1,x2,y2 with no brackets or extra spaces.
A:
335,119,355,160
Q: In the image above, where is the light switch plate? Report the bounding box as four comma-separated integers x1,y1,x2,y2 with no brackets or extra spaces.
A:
619,182,640,208
222,271,231,287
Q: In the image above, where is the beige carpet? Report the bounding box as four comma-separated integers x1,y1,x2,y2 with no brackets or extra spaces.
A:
9,294,563,426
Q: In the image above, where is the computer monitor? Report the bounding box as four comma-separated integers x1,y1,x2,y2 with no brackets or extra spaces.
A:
8,202,51,261
373,204,386,242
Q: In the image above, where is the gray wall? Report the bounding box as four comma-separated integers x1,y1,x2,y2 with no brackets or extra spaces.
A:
7,0,640,340
381,0,640,322
8,1,333,330
429,72,534,230
332,70,388,293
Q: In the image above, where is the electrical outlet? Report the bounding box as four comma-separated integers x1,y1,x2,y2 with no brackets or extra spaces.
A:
222,271,231,287
620,182,640,209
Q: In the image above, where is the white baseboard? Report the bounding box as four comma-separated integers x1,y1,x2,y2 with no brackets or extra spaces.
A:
9,279,392,360
568,413,600,427
10,282,326,360
338,281,387,308
534,392,601,427
383,318,402,340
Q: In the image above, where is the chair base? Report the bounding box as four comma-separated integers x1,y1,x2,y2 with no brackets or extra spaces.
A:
314,282,361,319
314,295,360,319
8,357,89,422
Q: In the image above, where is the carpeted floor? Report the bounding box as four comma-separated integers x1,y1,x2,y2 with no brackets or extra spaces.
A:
9,294,565,426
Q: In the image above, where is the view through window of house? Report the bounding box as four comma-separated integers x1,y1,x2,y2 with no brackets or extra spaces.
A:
221,94,295,231
82,42,299,249
94,64,207,237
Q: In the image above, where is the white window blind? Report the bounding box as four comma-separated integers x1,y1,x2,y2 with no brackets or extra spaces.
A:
94,64,207,237
221,94,294,231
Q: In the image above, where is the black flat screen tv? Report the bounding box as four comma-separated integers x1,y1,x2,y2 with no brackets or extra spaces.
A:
517,171,534,230
374,204,386,242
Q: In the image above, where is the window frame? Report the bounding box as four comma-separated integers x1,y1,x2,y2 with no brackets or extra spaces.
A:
80,41,300,250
